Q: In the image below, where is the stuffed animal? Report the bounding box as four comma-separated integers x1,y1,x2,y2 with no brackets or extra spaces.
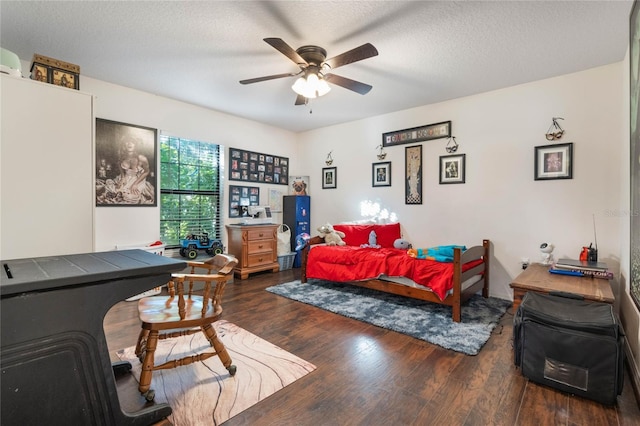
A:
317,223,346,246
360,230,381,248
393,238,412,250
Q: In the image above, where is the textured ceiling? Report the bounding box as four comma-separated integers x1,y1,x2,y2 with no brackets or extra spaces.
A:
0,1,633,133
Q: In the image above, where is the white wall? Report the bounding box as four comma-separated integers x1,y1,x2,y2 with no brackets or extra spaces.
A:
298,63,625,302
81,77,298,251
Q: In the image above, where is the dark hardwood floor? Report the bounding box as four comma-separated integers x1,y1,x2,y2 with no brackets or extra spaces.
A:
105,269,640,426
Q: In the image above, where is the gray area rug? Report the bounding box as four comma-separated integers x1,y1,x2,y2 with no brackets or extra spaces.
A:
266,279,511,355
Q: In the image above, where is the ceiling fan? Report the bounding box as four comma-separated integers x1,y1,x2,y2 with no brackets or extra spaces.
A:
240,38,378,105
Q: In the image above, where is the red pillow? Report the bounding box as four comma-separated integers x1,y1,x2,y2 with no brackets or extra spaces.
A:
372,223,401,247
333,224,372,246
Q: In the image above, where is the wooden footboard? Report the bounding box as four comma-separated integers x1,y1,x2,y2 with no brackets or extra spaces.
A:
301,239,490,323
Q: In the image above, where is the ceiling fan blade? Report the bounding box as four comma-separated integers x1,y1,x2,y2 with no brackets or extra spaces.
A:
324,74,372,95
323,43,378,70
239,72,297,85
294,94,307,106
264,38,308,66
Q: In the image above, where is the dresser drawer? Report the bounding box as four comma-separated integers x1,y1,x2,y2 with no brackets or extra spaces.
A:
248,252,275,267
247,228,273,241
248,240,273,254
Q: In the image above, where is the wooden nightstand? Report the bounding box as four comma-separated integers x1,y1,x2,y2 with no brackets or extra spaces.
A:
226,224,279,279
510,263,614,312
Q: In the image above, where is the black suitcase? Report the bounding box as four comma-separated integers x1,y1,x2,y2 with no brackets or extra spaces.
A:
514,291,624,405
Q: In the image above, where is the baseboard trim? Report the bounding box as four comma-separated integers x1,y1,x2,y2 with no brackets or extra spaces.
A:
624,333,640,405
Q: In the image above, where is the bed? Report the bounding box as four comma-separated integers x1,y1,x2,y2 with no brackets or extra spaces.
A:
300,223,490,322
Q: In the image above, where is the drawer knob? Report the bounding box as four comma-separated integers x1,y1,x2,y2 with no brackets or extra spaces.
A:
258,244,263,248
259,233,264,237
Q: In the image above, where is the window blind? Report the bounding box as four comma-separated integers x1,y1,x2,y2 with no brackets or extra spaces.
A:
159,135,223,248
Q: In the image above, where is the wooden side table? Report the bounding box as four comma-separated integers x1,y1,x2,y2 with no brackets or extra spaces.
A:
510,263,614,311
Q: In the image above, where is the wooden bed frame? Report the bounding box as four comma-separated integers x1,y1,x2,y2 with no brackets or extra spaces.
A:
301,238,490,323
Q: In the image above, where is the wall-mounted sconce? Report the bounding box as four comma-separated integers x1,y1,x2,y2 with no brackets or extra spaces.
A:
325,151,333,166
546,117,564,141
376,144,387,160
445,136,459,153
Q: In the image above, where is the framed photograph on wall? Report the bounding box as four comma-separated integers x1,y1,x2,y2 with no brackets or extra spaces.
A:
534,143,573,180
372,162,391,187
405,145,422,204
383,121,451,147
289,175,310,195
95,118,157,206
439,154,466,184
322,167,337,189
229,185,259,217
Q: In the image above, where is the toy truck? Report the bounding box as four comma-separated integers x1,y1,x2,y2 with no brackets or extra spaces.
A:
179,232,224,259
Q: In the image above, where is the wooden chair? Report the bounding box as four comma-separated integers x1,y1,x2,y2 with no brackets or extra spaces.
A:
134,254,238,401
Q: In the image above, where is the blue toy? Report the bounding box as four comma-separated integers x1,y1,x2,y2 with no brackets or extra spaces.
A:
179,232,224,259
295,233,311,251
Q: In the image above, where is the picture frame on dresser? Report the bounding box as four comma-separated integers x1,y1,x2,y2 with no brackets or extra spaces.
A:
95,118,157,207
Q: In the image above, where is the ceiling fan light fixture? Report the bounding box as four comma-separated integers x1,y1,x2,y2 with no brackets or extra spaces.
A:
292,76,316,99
291,71,330,99
317,78,331,96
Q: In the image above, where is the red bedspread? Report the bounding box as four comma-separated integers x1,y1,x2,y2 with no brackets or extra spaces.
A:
306,246,483,300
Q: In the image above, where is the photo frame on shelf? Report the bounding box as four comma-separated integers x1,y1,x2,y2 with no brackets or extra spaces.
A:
228,147,288,185
95,118,157,207
372,161,391,187
405,145,422,204
383,121,451,147
534,142,573,181
228,185,259,217
322,167,337,189
439,154,466,184
630,0,640,309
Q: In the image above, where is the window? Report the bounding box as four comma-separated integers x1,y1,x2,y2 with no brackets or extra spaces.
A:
159,135,223,247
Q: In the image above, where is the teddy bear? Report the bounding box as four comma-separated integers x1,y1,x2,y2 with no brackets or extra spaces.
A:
317,223,346,246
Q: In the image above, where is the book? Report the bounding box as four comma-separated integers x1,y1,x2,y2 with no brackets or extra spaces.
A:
555,258,608,272
549,267,614,280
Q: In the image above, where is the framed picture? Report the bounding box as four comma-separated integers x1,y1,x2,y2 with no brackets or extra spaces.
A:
372,162,391,187
383,121,451,147
228,147,288,185
630,0,640,309
322,167,337,189
534,143,573,180
439,154,466,184
289,175,310,195
405,145,422,204
228,185,259,217
95,118,157,206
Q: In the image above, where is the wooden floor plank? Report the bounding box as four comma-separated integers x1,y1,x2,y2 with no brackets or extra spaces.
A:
104,269,640,425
